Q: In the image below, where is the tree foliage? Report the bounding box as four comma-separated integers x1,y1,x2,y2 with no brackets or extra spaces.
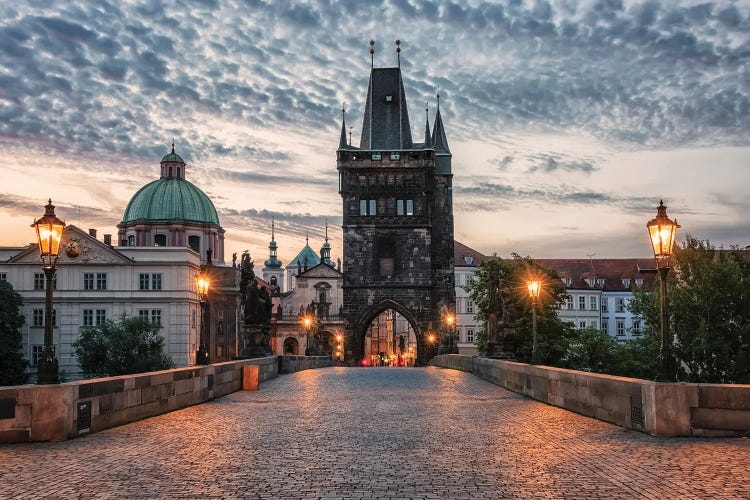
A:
630,237,750,383
73,315,173,378
465,255,576,364
0,281,29,386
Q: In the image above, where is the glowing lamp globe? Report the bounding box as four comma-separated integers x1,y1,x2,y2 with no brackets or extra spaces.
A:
647,200,680,268
32,199,66,268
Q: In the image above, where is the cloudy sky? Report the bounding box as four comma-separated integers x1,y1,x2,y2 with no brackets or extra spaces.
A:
1,0,749,267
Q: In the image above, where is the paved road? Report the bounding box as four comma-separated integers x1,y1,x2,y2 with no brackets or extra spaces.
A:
2,367,749,499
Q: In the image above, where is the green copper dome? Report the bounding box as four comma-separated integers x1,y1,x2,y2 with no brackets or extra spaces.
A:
161,151,185,163
122,178,220,225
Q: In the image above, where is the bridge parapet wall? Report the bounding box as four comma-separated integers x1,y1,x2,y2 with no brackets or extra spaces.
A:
0,357,280,444
431,355,750,438
279,355,333,374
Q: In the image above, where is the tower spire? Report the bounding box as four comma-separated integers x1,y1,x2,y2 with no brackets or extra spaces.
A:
396,39,401,67
271,216,275,241
369,40,375,68
325,219,329,242
339,103,348,149
171,138,175,154
432,87,452,174
424,102,431,147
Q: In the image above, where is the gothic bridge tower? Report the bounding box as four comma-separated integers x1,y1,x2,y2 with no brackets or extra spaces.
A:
337,43,455,366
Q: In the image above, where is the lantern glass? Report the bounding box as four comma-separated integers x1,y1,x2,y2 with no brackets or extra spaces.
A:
527,280,541,300
646,201,680,266
195,275,209,300
32,199,66,263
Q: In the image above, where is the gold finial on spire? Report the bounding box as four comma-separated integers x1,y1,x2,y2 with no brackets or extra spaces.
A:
171,138,175,154
369,40,375,68
396,39,401,67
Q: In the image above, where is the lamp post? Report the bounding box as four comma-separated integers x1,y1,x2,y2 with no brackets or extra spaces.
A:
444,312,457,354
32,199,65,384
302,315,314,356
527,279,541,365
195,273,210,365
647,200,680,382
426,332,437,361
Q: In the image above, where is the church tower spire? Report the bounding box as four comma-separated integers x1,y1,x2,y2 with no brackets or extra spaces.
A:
424,103,431,147
262,217,284,292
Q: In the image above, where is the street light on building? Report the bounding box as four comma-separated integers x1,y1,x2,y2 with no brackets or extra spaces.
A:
526,279,541,365
32,199,65,384
646,200,680,382
195,273,210,365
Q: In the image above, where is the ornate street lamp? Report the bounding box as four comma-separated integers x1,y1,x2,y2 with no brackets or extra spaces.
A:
334,332,344,362
195,273,210,365
527,279,541,365
302,315,314,356
32,199,65,384
444,312,457,354
646,200,680,382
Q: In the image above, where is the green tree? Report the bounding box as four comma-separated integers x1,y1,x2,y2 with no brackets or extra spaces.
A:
73,315,173,378
465,255,575,364
630,236,750,383
0,281,29,385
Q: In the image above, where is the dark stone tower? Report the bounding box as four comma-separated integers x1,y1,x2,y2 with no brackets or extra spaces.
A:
337,54,455,366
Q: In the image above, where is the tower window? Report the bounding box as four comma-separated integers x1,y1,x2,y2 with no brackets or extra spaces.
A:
360,200,367,216
385,95,393,102
169,166,173,177
369,200,376,215
127,235,135,246
177,167,181,178
397,200,404,216
389,153,400,160
406,199,414,216
154,234,167,246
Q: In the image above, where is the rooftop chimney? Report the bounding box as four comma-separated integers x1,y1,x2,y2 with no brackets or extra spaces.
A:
104,234,112,246
89,229,97,238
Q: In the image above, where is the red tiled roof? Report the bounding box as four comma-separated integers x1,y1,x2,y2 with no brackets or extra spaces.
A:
454,241,489,267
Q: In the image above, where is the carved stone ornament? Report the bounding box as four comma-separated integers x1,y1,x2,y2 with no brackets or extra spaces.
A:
64,239,81,258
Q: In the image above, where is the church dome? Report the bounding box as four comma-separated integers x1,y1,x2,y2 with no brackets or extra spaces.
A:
161,150,185,163
122,178,220,225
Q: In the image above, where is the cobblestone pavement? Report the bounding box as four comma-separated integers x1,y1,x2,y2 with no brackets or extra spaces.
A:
2,367,749,499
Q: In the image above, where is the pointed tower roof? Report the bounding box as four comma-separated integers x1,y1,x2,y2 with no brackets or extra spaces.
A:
264,218,282,269
360,67,413,150
432,92,452,174
432,94,451,155
424,104,431,148
320,221,334,267
338,105,348,150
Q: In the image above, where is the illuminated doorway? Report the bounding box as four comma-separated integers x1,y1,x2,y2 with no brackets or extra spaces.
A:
363,309,417,367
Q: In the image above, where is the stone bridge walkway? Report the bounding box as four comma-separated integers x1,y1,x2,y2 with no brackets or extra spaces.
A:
1,367,749,499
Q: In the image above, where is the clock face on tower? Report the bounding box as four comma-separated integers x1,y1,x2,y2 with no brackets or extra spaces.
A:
65,240,80,258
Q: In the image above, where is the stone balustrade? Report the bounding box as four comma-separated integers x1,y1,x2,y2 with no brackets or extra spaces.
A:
431,354,750,437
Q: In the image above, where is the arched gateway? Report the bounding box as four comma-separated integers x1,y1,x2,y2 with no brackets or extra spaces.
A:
337,45,455,366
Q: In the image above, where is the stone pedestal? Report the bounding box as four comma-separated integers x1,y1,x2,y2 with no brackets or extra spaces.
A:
241,324,273,357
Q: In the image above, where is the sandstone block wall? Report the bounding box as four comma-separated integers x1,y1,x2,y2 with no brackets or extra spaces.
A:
431,355,750,438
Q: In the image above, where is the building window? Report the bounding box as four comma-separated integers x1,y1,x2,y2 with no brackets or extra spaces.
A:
466,301,474,314
406,199,414,215
632,319,642,335
360,199,367,215
601,320,608,335
138,309,150,320
139,273,150,290
96,273,107,290
151,273,162,290
455,273,461,286
128,235,135,246
34,273,45,290
154,234,167,246
616,319,625,336
0,273,7,282
31,345,54,366
95,309,106,326
616,298,626,312
84,273,94,290
601,300,608,313
466,329,475,343
590,320,597,329
83,309,94,327
32,309,44,327
369,199,376,216
578,296,586,310
589,296,597,310
566,295,573,310
188,235,200,253
466,274,473,285
579,320,586,330
397,199,404,216
151,309,162,326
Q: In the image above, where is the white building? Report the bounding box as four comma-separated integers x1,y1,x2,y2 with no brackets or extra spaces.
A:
0,225,203,379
